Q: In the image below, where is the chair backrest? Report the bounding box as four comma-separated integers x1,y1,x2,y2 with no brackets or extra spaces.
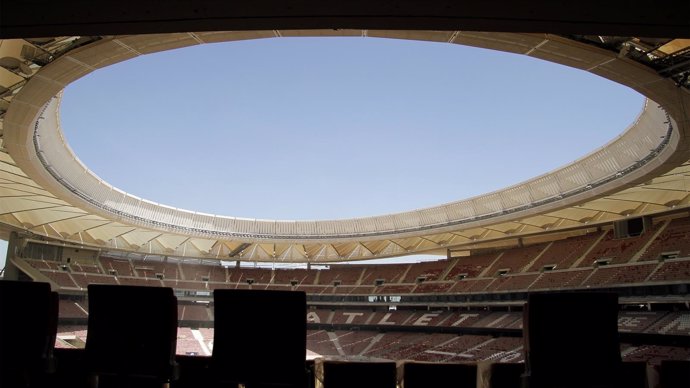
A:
660,360,690,388
0,280,58,384
315,360,396,388
85,284,178,380
523,292,621,388
399,361,477,388
487,362,524,388
213,289,307,387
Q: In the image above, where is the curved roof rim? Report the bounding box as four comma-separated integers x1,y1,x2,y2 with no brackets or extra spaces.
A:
6,32,681,243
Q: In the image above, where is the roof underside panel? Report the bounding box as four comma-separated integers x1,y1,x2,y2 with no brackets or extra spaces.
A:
1,28,689,262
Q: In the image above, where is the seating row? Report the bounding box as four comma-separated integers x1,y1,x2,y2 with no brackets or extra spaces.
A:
30,257,690,295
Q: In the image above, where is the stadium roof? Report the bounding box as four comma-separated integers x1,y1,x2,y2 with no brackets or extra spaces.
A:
1,2,690,262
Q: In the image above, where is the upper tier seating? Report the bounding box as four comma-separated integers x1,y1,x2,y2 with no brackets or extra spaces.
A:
41,270,79,289
486,273,541,292
446,253,499,279
163,279,207,291
360,264,409,285
331,285,375,295
130,259,181,280
116,277,163,287
413,282,454,293
297,284,331,294
402,260,453,282
19,232,690,298
639,217,690,261
376,284,416,294
449,278,495,293
99,257,135,277
579,223,663,267
272,268,318,285
68,262,102,274
581,263,658,287
484,243,549,275
25,258,62,271
646,259,690,282
70,273,118,288
527,232,601,271
227,267,273,284
528,269,592,290
318,265,366,286
179,263,227,282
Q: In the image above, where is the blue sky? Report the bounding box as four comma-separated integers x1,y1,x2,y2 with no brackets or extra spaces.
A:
1,37,644,270
59,37,643,223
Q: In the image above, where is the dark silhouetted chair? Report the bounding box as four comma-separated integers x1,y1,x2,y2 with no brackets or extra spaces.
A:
660,360,690,388
482,362,524,388
0,280,58,388
171,354,213,388
50,347,93,388
86,284,178,388
212,289,307,388
315,359,396,388
618,361,649,388
523,292,621,388
398,360,477,388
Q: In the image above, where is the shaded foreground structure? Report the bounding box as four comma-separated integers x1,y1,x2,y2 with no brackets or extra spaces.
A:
4,280,689,388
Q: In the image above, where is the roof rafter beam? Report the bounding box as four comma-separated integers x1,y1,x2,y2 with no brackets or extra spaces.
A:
27,213,92,229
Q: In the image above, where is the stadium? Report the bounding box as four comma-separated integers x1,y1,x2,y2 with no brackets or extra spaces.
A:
1,1,690,387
